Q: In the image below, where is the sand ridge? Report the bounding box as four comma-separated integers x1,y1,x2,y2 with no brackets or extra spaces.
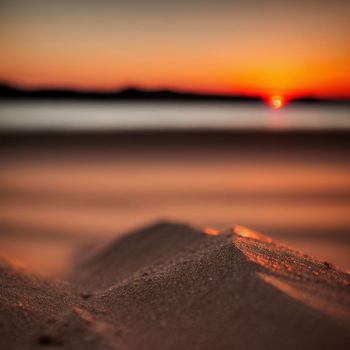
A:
1,221,349,349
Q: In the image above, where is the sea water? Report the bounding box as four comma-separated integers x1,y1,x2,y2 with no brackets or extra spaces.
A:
0,102,349,131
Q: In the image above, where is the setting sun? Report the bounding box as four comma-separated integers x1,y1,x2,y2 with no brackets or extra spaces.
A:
270,95,285,110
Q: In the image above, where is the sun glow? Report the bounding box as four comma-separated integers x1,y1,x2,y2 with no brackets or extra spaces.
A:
270,95,285,110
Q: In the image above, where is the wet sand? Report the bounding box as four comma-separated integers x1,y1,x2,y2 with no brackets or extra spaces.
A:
0,221,349,350
0,130,349,274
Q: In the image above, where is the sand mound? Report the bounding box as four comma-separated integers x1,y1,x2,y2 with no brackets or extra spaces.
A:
1,221,349,349
73,221,206,290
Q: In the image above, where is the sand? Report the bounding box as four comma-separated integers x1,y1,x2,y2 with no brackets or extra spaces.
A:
1,221,349,349
1,130,350,273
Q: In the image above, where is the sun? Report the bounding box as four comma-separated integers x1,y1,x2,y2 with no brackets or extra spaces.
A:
269,95,285,110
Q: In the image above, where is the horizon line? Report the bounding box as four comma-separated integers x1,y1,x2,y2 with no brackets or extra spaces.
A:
1,82,350,103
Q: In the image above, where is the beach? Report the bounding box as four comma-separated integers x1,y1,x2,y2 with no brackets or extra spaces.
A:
1,0,350,348
0,129,349,275
1,221,349,349
1,127,349,349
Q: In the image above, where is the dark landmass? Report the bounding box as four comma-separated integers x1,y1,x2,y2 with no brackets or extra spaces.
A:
0,84,260,102
0,221,349,350
1,84,349,104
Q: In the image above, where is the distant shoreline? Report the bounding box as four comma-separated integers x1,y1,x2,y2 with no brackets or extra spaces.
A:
1,84,349,104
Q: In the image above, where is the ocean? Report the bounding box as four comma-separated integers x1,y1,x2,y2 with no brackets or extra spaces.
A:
0,102,349,131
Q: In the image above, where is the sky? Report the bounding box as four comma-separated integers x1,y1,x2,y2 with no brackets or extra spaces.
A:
0,0,349,99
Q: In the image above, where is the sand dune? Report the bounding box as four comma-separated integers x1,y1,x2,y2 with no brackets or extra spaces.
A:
1,221,349,349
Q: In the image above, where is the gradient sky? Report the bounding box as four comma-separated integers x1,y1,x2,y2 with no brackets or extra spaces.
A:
1,0,349,98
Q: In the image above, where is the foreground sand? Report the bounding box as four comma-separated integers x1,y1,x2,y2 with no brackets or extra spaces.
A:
1,221,349,349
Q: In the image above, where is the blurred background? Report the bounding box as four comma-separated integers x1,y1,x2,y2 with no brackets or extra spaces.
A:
0,0,349,275
1,104,349,275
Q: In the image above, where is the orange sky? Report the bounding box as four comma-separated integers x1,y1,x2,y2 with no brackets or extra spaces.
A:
0,0,349,99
